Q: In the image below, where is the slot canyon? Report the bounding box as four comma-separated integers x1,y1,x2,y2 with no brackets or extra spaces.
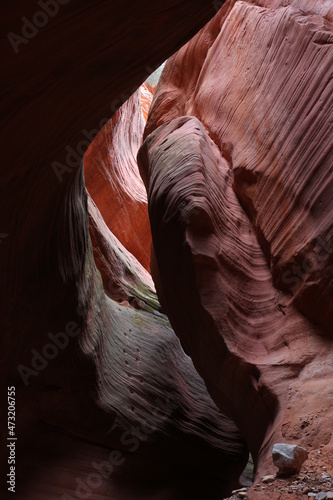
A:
1,1,332,499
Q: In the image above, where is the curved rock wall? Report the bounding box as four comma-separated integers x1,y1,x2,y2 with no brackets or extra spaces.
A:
139,0,333,482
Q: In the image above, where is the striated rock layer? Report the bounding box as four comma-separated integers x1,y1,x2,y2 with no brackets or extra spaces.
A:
139,0,333,488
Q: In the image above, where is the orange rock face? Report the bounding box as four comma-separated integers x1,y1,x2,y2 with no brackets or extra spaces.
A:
141,83,154,121
84,87,152,271
139,0,333,486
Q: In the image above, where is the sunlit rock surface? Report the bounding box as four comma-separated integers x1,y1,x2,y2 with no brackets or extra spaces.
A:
139,0,333,489
85,87,152,270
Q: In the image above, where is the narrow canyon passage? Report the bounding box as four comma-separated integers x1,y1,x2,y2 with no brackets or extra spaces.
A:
1,1,332,499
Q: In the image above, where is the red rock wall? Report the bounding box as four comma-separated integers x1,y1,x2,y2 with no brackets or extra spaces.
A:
139,0,333,484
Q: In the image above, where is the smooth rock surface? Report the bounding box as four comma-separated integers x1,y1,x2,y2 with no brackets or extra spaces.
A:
315,493,328,500
262,475,276,483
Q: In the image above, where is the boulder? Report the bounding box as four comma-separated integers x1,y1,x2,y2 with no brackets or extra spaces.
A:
272,443,308,475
